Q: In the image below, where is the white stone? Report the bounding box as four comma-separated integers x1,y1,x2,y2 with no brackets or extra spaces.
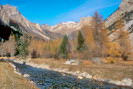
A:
80,72,88,77
64,59,80,65
86,74,92,79
122,78,133,86
77,76,83,79
23,74,30,78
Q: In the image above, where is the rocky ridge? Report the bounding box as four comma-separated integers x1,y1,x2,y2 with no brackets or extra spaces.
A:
41,17,92,36
0,5,50,40
105,0,133,31
105,0,133,44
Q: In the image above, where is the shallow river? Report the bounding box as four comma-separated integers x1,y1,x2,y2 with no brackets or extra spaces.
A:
12,62,132,89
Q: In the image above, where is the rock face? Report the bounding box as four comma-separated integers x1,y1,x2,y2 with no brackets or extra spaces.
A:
0,5,50,40
105,0,133,44
105,0,133,32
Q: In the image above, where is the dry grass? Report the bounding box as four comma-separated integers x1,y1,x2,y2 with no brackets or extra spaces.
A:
30,58,133,81
116,60,133,65
0,57,16,60
0,61,38,89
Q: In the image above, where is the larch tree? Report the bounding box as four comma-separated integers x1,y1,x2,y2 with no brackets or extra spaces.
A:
4,36,16,57
115,19,132,61
89,12,110,57
82,24,95,59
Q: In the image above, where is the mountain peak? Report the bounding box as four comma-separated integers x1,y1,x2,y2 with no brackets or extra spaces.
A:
1,4,17,11
0,4,50,40
60,21,77,24
2,4,16,8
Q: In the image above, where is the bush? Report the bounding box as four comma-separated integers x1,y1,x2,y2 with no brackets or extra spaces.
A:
102,57,118,64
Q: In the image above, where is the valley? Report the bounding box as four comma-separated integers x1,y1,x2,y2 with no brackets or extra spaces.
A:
0,0,133,89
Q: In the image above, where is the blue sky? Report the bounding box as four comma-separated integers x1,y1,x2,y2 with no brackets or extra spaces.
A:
0,0,121,25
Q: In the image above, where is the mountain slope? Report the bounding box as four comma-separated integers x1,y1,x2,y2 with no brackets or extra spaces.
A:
0,4,92,40
105,0,133,31
105,0,133,44
1,0,132,41
0,5,50,40
41,17,92,37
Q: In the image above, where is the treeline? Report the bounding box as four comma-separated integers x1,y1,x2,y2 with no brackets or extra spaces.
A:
0,12,132,62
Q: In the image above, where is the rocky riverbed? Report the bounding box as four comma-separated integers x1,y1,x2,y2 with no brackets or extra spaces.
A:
10,61,132,89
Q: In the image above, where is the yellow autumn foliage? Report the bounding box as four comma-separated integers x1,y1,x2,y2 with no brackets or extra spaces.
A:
29,38,62,58
102,57,118,64
107,42,121,57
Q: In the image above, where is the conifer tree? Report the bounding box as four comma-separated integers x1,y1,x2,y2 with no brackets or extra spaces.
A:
77,31,85,52
16,36,29,60
58,35,69,59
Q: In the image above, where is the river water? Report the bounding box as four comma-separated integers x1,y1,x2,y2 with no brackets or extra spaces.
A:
12,62,132,89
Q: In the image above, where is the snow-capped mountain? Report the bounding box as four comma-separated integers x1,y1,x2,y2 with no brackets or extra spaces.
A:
41,17,92,36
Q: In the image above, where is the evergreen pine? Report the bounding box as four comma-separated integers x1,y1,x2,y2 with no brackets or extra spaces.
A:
58,35,69,59
77,31,85,52
16,36,29,60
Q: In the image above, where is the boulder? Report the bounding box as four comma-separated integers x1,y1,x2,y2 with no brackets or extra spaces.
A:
64,59,80,65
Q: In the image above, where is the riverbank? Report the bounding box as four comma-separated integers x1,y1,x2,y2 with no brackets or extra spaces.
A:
29,58,133,87
0,61,38,89
11,59,133,88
